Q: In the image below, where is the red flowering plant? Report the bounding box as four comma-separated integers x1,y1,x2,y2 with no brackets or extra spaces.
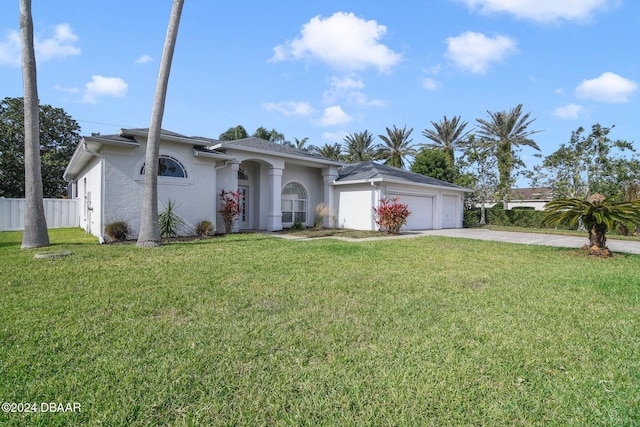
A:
219,189,243,233
373,196,411,235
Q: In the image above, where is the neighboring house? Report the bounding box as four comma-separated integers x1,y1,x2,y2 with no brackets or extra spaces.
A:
478,187,553,211
63,128,471,242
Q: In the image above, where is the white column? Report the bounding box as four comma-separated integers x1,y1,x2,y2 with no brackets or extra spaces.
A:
322,166,338,228
267,167,283,231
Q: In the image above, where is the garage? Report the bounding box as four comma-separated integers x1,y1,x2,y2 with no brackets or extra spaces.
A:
442,194,459,229
393,193,434,230
333,162,472,231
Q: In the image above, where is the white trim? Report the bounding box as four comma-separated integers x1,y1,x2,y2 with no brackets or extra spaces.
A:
133,151,194,185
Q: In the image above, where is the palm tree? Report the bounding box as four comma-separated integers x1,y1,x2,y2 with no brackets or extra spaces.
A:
219,125,248,141
293,137,309,151
476,104,541,202
253,127,285,143
137,0,184,248
312,143,343,161
378,125,416,169
343,131,379,163
543,193,640,256
20,0,49,249
421,115,471,167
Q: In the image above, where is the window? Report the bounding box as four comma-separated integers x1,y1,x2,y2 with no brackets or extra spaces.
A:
140,155,187,178
281,182,307,224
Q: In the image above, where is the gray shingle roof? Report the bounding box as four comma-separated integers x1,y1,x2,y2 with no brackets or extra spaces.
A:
336,161,470,190
221,137,340,162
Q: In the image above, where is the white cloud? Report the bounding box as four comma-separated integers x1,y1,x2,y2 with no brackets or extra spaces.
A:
82,75,128,103
262,101,315,116
271,12,401,72
422,78,442,91
445,31,516,73
1,23,80,66
135,54,153,64
456,0,616,23
322,75,385,107
54,84,81,94
317,106,352,126
554,103,584,119
0,30,20,66
575,72,638,103
35,23,81,61
322,130,348,142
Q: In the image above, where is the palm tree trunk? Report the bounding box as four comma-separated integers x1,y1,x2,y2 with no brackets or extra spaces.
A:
19,0,49,249
137,0,185,248
588,224,607,249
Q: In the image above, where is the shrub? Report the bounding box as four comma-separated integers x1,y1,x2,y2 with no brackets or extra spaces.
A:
463,209,481,228
292,219,305,230
104,221,129,242
195,220,213,237
373,197,411,235
159,199,185,238
219,190,242,233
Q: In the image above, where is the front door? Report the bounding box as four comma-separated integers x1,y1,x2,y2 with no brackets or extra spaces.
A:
238,185,249,230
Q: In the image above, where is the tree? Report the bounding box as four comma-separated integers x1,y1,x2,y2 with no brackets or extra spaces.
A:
476,104,541,203
532,124,637,199
293,137,309,151
218,125,248,141
0,97,81,198
19,0,49,249
421,115,470,167
253,126,284,143
311,143,343,161
543,193,640,256
137,0,185,248
343,130,379,163
378,125,416,169
411,148,456,183
458,136,498,224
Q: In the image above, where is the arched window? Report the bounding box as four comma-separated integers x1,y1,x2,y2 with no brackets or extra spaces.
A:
140,155,187,178
282,182,307,224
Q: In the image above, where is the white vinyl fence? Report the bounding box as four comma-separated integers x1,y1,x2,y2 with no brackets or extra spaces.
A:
0,198,78,231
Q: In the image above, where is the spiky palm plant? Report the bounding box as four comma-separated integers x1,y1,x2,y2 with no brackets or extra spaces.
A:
343,130,379,163
476,104,541,202
421,115,471,167
543,193,640,255
378,125,416,169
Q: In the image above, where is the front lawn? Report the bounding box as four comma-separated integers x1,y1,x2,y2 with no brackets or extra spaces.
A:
1,229,639,426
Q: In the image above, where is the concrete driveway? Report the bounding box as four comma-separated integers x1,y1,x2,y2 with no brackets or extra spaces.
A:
415,228,640,255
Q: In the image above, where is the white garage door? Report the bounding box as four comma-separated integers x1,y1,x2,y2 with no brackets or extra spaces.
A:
396,194,433,230
442,195,458,228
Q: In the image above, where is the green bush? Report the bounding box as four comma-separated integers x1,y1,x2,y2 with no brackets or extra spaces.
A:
104,221,129,241
195,220,213,237
463,209,481,227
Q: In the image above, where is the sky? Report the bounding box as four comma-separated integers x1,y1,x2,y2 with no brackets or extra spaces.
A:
1,0,639,186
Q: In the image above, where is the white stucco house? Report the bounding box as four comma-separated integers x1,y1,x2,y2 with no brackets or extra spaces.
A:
63,128,471,241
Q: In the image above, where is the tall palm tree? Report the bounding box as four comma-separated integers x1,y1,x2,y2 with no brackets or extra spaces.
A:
421,115,471,167
137,0,185,248
476,104,541,202
544,193,640,256
19,0,49,249
294,137,309,151
312,143,343,161
378,125,416,169
343,130,379,163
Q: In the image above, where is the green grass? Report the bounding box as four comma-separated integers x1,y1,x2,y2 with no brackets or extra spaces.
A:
1,228,639,426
